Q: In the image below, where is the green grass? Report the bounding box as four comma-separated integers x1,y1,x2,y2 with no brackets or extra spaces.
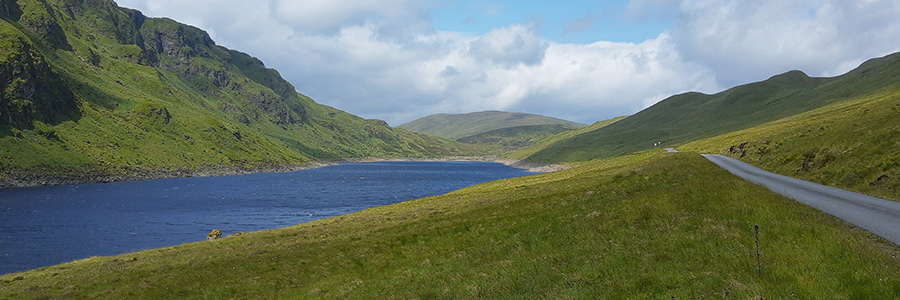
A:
524,53,900,163
4,152,900,298
5,1,900,298
506,115,626,161
682,83,900,201
398,110,586,141
456,124,577,150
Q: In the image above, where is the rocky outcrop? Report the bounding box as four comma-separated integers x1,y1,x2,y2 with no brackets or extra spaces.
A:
14,0,71,50
0,162,327,189
135,17,307,125
5,0,308,127
728,142,749,158
0,21,78,127
0,0,23,21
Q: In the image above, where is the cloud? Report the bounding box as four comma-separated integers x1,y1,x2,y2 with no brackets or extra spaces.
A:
666,0,900,86
114,0,900,125
468,25,548,67
112,0,720,124
439,66,460,77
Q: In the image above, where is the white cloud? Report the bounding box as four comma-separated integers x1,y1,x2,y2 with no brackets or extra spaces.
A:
114,0,900,125
468,25,548,67
666,0,900,86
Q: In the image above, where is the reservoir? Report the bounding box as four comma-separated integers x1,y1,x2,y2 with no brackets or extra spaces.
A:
0,161,535,274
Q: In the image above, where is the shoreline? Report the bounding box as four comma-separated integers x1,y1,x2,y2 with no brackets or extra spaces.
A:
0,157,567,190
336,156,570,173
0,162,329,190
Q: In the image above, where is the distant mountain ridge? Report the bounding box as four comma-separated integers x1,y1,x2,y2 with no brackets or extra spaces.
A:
398,111,586,141
522,52,900,163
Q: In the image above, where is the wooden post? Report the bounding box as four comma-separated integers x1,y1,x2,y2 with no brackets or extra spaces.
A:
755,224,761,274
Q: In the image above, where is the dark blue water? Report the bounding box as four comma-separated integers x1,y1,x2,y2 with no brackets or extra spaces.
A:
0,161,534,274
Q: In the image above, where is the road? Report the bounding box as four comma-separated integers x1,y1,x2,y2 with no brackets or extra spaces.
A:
702,154,900,245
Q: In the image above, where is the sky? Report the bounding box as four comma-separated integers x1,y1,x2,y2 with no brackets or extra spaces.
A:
114,0,900,126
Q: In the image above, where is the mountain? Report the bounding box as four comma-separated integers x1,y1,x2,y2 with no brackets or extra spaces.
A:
682,62,900,201
398,110,586,144
0,0,485,186
523,52,900,163
6,8,900,294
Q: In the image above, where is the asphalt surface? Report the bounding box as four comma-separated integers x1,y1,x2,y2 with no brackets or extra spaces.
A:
702,154,900,245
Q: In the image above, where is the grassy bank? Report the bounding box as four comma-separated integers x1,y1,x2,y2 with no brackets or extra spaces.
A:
682,85,900,201
4,152,900,298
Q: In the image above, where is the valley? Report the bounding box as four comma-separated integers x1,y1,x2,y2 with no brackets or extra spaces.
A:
2,0,900,298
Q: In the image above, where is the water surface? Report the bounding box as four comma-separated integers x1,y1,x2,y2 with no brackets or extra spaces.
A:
0,161,534,274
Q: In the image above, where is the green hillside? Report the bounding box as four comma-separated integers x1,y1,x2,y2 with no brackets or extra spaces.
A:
456,124,574,150
398,110,586,141
682,77,900,201
6,1,900,298
506,116,627,161
0,0,484,186
6,152,900,298
524,52,900,163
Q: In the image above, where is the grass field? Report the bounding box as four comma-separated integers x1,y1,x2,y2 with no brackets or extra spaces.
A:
4,152,900,298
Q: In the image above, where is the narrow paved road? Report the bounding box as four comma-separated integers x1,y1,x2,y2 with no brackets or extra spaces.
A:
703,154,900,245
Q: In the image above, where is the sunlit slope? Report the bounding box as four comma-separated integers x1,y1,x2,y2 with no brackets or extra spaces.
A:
4,152,900,298
682,77,900,201
0,0,483,184
455,124,575,150
524,52,900,163
398,110,586,140
506,115,626,160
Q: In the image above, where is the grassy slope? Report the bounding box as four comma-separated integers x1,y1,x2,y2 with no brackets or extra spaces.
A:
3,2,900,298
0,0,484,183
505,116,626,161
397,110,586,140
682,79,900,201
456,124,575,150
4,152,900,299
524,53,900,163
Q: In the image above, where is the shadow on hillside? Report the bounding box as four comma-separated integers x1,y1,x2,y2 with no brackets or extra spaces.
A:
0,69,135,138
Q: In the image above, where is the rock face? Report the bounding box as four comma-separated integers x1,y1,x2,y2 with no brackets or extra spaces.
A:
0,0,23,21
133,16,307,125
0,21,78,127
1,0,307,128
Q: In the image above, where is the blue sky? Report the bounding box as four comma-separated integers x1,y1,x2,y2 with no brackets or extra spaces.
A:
430,0,671,44
116,0,900,125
